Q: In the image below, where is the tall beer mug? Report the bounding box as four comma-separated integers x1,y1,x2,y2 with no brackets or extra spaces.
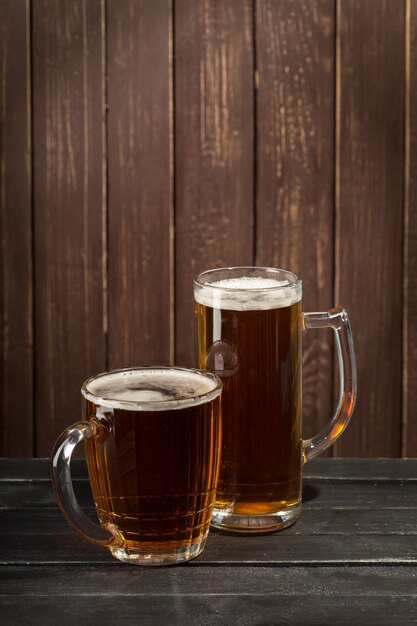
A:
194,267,356,533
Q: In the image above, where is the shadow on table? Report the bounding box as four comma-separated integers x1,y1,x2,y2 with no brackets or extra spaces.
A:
208,485,321,535
302,484,319,503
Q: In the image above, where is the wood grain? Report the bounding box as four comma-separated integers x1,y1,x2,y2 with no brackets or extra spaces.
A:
0,1,33,456
1,593,417,626
2,515,417,565
107,0,173,369
335,0,405,457
2,565,417,626
32,0,106,455
3,459,417,625
256,0,335,445
174,0,254,366
2,564,417,598
403,0,417,455
3,593,417,626
0,2,414,459
3,479,417,510
5,456,417,482
4,506,417,537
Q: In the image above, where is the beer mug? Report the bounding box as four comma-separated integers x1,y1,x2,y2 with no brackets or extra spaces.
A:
194,267,356,533
51,367,222,565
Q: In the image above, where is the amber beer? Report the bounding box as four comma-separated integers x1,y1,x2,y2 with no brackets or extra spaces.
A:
52,367,222,565
194,268,303,532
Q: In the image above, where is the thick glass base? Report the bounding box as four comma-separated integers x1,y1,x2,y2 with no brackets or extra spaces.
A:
210,502,302,534
109,533,208,566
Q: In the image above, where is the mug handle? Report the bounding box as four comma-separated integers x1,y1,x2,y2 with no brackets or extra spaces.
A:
51,421,122,546
302,307,357,462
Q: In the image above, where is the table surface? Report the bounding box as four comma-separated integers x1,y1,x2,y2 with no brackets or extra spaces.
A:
1,458,417,625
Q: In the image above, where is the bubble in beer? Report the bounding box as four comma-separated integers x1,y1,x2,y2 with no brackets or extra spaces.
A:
83,369,221,411
194,275,301,311
205,340,239,378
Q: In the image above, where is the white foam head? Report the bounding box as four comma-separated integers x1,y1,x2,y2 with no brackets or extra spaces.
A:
194,269,301,311
82,368,221,411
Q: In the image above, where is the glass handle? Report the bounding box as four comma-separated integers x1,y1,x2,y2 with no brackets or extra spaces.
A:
302,307,357,462
51,421,122,546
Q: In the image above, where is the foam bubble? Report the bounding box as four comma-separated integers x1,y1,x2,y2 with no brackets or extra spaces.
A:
82,368,221,411
194,276,301,311
210,277,290,290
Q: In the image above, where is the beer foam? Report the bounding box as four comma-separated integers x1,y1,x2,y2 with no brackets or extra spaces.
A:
82,368,221,411
194,276,301,311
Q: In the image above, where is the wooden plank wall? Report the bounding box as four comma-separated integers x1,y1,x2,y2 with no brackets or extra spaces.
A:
0,0,414,458
0,0,32,456
404,0,417,456
256,0,335,445
32,0,106,456
175,0,254,366
335,0,405,457
107,0,173,371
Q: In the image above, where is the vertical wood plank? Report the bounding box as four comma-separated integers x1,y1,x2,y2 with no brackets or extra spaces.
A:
335,0,405,457
33,0,106,455
403,0,417,456
107,0,173,368
256,0,335,444
0,0,33,456
175,0,254,366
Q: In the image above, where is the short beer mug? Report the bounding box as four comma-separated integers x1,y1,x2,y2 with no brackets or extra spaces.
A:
194,267,356,533
51,367,222,565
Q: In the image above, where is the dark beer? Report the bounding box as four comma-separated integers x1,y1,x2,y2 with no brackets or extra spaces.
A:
82,368,222,558
194,270,302,531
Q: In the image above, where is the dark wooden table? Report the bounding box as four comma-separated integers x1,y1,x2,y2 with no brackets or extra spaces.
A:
1,459,417,625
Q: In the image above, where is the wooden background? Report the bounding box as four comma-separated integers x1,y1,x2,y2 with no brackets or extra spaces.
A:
0,0,415,458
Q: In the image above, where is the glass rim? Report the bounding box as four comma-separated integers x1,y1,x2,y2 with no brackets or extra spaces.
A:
81,366,222,411
194,266,301,292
